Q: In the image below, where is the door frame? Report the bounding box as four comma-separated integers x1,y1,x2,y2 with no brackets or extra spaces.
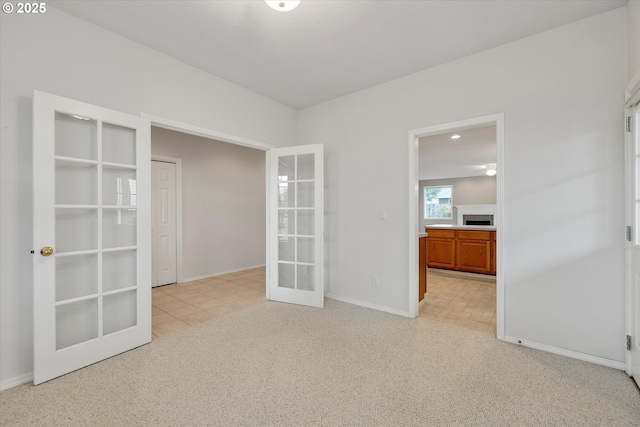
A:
407,113,505,340
151,155,183,284
141,113,275,297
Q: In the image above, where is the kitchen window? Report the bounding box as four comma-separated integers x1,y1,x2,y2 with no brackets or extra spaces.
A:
424,185,452,219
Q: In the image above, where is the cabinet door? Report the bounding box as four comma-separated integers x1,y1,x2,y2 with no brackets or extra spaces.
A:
419,237,427,300
490,232,496,275
426,238,456,269
456,239,491,274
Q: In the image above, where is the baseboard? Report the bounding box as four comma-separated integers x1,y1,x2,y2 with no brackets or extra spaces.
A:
1,372,32,391
325,293,411,318
181,264,266,283
503,335,626,370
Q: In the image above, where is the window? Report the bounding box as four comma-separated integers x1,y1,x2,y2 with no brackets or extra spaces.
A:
424,186,452,219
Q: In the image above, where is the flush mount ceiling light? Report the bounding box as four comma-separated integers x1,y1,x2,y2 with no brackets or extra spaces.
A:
450,134,461,140
265,0,300,12
485,164,497,176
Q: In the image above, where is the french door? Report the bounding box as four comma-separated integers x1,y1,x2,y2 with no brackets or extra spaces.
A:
268,144,324,308
627,103,640,386
33,91,151,384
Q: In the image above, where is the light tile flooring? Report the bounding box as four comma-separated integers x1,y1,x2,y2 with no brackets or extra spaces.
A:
419,269,497,334
152,267,266,339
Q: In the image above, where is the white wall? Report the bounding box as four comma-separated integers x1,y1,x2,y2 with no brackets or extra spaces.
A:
151,128,266,280
297,9,627,362
419,176,496,228
628,0,640,79
0,8,295,387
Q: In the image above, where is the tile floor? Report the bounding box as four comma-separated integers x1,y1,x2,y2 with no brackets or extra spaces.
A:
152,267,266,339
419,269,496,334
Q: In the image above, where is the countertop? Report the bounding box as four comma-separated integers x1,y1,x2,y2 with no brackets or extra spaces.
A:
425,224,496,231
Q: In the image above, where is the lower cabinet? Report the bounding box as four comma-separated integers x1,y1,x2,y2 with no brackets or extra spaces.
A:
425,229,456,269
426,228,496,275
419,236,427,301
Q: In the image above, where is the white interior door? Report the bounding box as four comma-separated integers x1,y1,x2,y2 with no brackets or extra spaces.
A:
33,91,151,385
151,160,177,287
268,144,324,308
627,104,640,386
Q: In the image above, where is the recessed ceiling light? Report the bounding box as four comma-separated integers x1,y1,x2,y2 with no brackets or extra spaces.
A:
265,0,300,12
450,134,461,140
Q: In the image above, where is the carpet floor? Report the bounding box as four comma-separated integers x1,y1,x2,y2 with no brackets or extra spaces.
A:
1,299,639,426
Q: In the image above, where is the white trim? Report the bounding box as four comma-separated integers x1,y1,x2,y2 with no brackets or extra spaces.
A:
0,372,33,391
181,264,266,284
326,293,411,318
141,113,275,151
503,335,626,371
151,155,183,284
407,113,506,342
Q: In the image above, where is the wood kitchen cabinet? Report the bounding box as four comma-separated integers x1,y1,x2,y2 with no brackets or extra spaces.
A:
425,229,456,269
419,236,427,301
456,230,492,274
426,228,496,275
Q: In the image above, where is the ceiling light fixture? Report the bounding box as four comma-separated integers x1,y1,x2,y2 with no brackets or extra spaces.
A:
450,134,461,140
485,164,497,176
265,0,300,12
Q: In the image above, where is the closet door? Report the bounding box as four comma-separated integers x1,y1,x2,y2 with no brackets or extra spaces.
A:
151,160,177,287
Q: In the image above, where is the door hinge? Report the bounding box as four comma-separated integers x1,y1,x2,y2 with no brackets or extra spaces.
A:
627,335,632,351
627,116,632,132
626,226,633,242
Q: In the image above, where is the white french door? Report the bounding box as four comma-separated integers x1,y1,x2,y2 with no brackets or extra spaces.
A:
268,144,324,308
627,103,640,386
33,91,151,385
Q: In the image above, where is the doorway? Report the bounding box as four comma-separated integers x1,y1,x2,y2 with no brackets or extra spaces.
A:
408,113,505,340
144,115,274,338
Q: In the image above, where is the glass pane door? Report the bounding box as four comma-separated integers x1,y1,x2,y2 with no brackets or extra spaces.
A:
33,91,151,385
269,145,323,308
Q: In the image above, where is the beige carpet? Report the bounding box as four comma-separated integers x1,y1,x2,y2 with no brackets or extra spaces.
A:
2,300,639,426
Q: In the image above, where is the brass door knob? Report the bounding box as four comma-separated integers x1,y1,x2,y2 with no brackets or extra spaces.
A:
40,246,54,256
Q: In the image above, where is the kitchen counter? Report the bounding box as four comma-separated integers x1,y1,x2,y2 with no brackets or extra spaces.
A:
425,224,496,231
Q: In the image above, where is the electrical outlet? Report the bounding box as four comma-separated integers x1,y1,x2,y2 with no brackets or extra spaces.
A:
372,276,379,286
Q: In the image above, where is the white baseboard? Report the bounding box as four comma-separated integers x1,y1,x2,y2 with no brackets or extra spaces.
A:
503,335,626,371
325,293,411,318
1,372,32,391
180,264,266,284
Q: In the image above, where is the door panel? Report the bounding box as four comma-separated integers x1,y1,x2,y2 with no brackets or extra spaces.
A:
268,145,324,308
628,105,640,386
151,160,177,287
33,91,151,384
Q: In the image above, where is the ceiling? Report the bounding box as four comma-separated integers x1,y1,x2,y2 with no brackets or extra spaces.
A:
419,125,496,181
49,0,627,110
48,0,625,180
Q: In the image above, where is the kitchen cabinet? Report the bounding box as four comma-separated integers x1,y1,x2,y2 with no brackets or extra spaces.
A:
425,229,456,269
419,236,427,301
456,230,492,274
425,228,496,275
